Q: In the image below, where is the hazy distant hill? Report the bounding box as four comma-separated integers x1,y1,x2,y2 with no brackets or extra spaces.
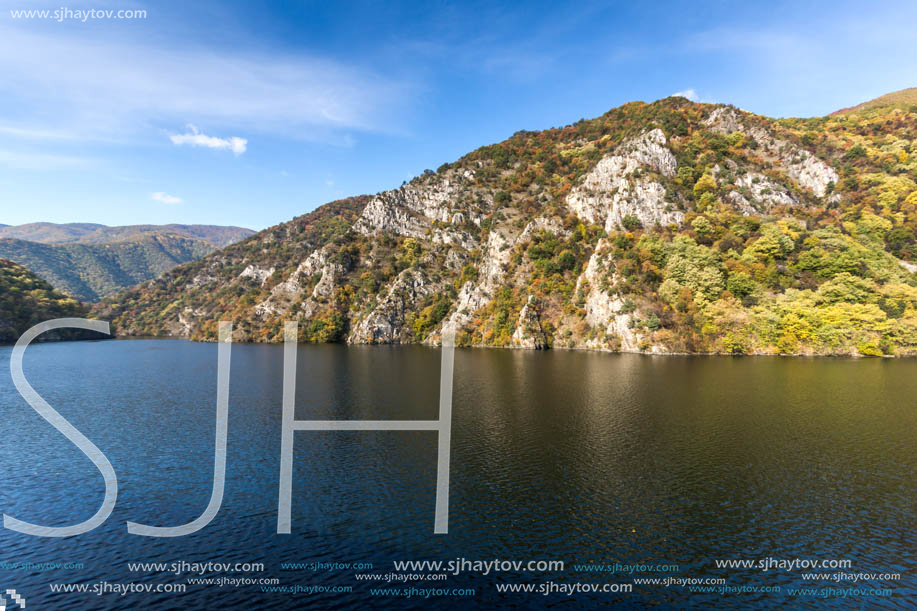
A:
0,222,253,247
0,258,90,342
0,223,253,301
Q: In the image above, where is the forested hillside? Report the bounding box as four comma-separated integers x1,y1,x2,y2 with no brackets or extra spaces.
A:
0,258,90,342
99,91,917,356
0,234,218,301
0,222,252,247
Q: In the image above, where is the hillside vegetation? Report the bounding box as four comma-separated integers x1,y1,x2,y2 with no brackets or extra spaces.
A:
99,94,917,356
0,222,253,246
0,224,254,301
0,258,90,342
831,88,917,116
0,234,221,301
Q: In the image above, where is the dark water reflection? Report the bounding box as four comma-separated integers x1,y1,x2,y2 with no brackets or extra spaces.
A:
0,340,914,609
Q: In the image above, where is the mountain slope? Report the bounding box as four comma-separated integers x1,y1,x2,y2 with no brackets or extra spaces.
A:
0,222,253,247
830,87,917,116
0,258,89,342
99,96,917,356
0,234,217,301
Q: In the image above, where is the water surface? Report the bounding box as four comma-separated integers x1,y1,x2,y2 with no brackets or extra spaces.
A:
0,340,914,608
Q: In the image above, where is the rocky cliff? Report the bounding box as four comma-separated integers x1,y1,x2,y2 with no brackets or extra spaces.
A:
98,96,917,356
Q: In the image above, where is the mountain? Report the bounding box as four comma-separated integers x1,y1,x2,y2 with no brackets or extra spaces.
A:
830,87,917,116
0,234,221,302
98,96,917,356
0,258,89,342
0,224,254,302
0,222,253,247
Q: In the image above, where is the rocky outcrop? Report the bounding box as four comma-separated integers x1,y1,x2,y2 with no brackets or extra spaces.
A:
354,172,485,245
239,264,275,286
255,246,336,318
705,107,838,197
574,239,640,351
566,129,683,231
349,268,437,344
714,162,798,213
447,228,511,329
446,216,569,331
511,295,548,349
104,97,895,356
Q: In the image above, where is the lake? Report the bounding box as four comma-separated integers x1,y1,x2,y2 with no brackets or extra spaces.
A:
0,339,914,609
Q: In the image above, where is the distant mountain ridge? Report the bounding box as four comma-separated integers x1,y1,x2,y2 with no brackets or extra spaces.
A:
0,223,254,302
0,222,253,247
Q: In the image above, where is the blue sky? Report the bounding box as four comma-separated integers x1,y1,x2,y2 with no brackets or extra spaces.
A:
0,0,915,231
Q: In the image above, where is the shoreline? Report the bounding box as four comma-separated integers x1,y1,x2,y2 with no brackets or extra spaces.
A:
87,332,911,359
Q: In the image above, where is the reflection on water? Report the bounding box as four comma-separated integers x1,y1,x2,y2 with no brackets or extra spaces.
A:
0,340,914,609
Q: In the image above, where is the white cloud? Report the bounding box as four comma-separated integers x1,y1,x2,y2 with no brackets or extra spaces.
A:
671,89,699,101
170,124,247,155
0,26,412,141
151,192,182,205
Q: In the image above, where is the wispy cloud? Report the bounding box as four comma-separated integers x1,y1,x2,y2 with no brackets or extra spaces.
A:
151,191,182,205
671,89,699,102
0,150,90,170
0,25,412,141
170,125,247,155
0,125,83,141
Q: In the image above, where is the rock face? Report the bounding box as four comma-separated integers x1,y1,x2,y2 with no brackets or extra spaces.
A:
239,264,275,286
103,97,896,356
714,162,798,214
705,107,838,197
255,246,334,319
349,269,437,344
567,129,683,231
354,176,481,250
511,295,548,349
574,239,638,351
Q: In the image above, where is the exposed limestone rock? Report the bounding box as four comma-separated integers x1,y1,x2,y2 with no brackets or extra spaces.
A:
444,248,467,271
445,216,569,334
168,306,207,338
188,273,216,287
109,101,881,356
725,191,757,216
714,163,798,213
566,129,683,232
511,295,548,349
353,173,487,241
447,228,511,329
784,150,838,197
239,264,275,286
255,246,333,318
574,238,639,351
898,258,917,274
519,216,571,240
349,268,437,344
353,195,428,238
705,107,838,197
